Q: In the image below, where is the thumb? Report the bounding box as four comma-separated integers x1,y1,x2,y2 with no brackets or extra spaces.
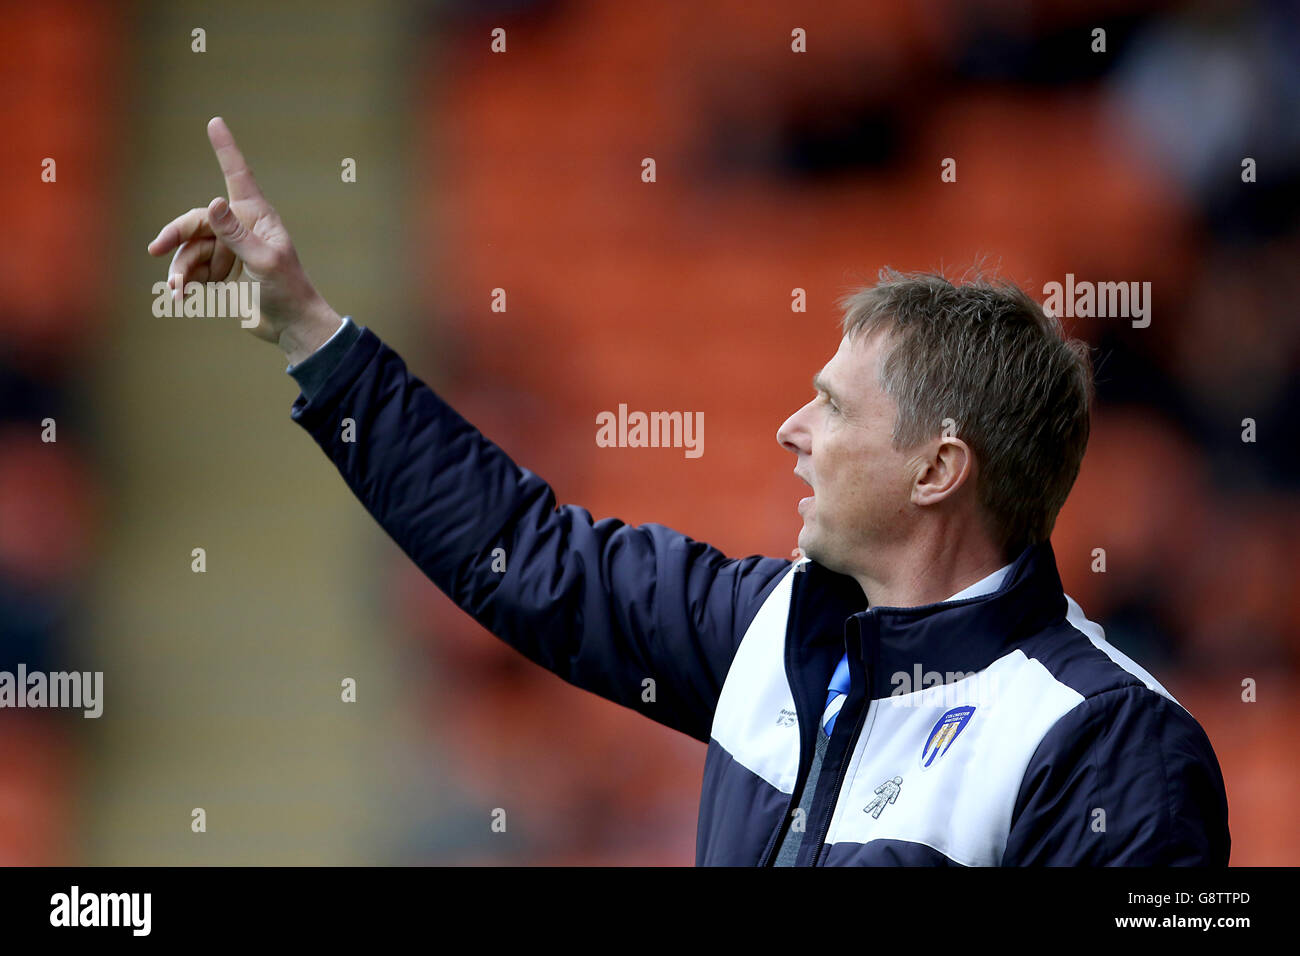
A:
208,196,264,261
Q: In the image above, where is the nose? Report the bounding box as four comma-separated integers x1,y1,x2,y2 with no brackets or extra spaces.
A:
777,401,812,456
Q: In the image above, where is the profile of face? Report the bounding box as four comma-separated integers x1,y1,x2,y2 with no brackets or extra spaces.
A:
776,331,921,575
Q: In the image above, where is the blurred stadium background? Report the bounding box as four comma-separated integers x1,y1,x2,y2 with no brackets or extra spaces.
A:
0,0,1296,864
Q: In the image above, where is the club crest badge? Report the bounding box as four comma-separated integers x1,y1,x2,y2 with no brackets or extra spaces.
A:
919,705,976,770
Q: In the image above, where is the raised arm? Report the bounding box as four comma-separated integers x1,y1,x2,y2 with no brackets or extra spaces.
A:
148,117,792,741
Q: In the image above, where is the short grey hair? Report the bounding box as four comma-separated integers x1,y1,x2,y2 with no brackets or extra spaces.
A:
839,267,1093,559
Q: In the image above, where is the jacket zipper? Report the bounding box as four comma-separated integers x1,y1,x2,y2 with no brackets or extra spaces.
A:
757,790,799,866
807,688,871,866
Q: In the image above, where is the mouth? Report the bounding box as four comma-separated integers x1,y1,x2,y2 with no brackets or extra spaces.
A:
794,470,814,513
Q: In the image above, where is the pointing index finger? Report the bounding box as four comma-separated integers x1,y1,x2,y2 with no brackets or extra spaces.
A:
206,116,264,203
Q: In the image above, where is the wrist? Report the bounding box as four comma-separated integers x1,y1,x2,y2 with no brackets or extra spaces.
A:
279,300,343,366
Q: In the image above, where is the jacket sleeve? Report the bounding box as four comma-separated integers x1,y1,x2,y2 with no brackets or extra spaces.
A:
288,325,792,742
1000,685,1231,866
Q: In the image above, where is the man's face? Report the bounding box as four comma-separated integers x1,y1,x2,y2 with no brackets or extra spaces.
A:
776,331,918,575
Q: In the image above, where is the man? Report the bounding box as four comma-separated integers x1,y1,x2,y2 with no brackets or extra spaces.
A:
149,117,1230,866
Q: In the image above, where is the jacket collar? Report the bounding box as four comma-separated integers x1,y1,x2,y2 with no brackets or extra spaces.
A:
795,540,1067,700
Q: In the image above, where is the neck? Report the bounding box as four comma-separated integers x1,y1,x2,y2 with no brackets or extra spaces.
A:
849,528,1007,609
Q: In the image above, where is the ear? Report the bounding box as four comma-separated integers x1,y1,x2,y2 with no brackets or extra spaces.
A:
911,437,974,507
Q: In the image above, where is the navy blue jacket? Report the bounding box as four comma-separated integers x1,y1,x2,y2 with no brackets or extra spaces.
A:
289,323,1231,866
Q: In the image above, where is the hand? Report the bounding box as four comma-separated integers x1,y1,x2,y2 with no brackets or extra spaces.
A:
147,116,341,361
